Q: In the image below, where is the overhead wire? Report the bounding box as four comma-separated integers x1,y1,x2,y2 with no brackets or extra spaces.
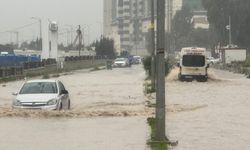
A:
0,22,38,34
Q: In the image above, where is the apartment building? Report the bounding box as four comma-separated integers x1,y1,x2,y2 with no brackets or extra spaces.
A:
103,0,182,55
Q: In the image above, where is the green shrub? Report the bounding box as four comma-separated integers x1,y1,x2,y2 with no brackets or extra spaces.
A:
42,74,50,79
143,56,152,77
51,74,60,78
147,117,168,150
243,57,250,67
142,56,172,78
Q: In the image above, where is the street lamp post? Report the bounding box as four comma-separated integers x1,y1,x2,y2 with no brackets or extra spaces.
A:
65,25,74,47
82,24,91,46
229,16,232,46
31,17,42,50
96,21,103,37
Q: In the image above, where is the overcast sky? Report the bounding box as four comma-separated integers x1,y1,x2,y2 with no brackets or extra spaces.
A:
0,0,103,45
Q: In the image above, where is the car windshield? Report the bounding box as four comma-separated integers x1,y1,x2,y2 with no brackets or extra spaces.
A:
183,55,205,67
19,82,58,94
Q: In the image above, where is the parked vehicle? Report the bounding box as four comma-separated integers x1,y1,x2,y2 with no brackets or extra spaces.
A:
132,56,142,64
206,57,220,65
113,58,130,67
12,79,70,110
178,47,209,82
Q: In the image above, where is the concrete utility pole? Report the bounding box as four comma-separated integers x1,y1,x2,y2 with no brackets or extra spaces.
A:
156,0,166,141
150,0,156,90
229,16,232,46
31,17,42,50
65,25,74,47
77,25,82,56
14,31,19,49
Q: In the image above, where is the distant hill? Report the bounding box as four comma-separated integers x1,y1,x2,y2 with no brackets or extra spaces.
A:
183,0,204,11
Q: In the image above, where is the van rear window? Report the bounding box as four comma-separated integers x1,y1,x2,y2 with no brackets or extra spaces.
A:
183,55,205,67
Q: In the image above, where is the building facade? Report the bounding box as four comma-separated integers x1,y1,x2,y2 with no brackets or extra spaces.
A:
103,0,183,55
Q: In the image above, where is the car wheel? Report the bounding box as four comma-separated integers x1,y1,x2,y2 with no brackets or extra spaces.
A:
68,100,71,110
58,102,63,110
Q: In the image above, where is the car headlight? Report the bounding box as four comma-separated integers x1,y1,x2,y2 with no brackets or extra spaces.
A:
13,99,22,106
47,99,58,105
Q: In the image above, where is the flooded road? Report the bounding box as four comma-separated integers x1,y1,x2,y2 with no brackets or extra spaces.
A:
1,64,250,150
166,68,250,150
0,65,147,117
0,117,147,150
0,65,149,150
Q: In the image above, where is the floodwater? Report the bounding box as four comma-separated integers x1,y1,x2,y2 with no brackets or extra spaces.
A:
0,117,147,150
0,65,150,150
0,65,147,118
1,64,250,150
166,68,250,150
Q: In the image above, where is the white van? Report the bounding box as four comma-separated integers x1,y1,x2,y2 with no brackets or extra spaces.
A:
178,47,209,82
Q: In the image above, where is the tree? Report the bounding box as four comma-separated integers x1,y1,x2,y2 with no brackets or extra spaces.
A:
202,0,250,47
170,6,218,51
172,6,193,38
94,37,116,58
0,44,14,54
120,51,130,57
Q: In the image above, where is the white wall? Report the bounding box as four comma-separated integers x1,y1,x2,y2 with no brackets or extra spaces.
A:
225,49,246,64
42,19,50,59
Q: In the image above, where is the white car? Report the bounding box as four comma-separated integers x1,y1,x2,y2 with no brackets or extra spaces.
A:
12,79,70,110
207,57,220,65
133,56,142,64
113,58,130,67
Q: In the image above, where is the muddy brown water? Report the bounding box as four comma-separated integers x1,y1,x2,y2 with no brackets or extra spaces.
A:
0,117,148,150
166,68,250,150
1,66,250,150
0,66,150,150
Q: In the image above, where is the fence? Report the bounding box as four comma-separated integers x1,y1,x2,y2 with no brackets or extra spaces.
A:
0,56,107,80
0,67,23,78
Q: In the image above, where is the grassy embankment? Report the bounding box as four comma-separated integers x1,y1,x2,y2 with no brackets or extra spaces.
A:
214,56,250,77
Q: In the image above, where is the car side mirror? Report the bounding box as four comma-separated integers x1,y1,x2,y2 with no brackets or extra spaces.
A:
12,92,18,96
61,90,68,95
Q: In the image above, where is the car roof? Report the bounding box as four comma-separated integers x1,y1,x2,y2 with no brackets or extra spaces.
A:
26,79,58,83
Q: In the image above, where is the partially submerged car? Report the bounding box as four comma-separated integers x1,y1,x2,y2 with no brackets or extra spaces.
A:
12,79,70,110
113,58,130,67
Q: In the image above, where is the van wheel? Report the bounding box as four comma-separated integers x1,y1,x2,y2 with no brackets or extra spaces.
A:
197,76,208,82
178,74,184,82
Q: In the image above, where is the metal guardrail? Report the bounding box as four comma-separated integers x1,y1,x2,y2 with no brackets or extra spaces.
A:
0,57,107,79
